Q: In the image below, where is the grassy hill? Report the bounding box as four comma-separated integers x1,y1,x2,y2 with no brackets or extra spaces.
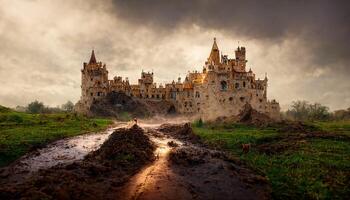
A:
0,105,112,167
193,121,350,199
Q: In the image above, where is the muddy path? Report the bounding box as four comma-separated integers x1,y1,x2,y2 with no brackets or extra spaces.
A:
0,121,128,183
0,118,270,199
117,123,270,200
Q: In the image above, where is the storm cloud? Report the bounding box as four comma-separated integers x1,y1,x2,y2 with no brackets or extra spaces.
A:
111,0,350,70
0,0,349,110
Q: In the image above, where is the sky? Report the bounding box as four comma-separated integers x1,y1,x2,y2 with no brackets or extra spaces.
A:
0,0,349,111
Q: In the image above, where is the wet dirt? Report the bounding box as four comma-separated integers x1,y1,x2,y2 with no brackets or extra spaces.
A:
0,124,155,200
0,122,128,183
117,123,271,200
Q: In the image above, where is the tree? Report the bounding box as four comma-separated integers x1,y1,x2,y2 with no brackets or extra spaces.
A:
61,101,74,112
308,103,330,121
287,100,310,121
285,100,330,121
27,100,45,114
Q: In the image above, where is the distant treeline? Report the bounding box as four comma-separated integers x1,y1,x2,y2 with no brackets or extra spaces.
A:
282,100,350,121
15,100,74,114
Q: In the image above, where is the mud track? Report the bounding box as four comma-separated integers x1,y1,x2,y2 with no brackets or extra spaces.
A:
0,120,271,200
117,123,270,200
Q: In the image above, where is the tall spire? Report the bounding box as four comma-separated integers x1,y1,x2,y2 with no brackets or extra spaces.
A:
89,50,97,64
212,37,219,50
208,37,220,65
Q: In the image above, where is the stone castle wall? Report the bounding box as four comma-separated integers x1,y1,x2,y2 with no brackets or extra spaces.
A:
74,38,281,120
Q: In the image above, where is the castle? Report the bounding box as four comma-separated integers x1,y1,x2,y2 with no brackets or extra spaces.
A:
74,38,280,120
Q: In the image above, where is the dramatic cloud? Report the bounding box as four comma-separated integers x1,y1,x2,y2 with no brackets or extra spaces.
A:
0,0,349,110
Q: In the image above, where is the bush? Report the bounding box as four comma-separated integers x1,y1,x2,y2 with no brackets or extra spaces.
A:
61,101,74,112
194,118,204,127
27,100,45,114
7,114,23,123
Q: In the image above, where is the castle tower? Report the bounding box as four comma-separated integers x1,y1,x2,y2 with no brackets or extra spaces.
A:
138,71,154,98
208,38,220,65
235,46,247,72
80,50,109,107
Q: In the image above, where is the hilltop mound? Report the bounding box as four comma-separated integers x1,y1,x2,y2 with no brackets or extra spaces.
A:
90,92,176,119
237,103,273,126
0,105,11,113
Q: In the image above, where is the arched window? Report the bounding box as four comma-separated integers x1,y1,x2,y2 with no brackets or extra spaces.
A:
221,81,227,91
235,82,239,89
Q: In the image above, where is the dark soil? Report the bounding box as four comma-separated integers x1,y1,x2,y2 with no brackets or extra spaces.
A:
156,123,200,143
90,91,176,119
238,103,273,126
168,147,271,200
257,122,350,155
0,125,155,200
154,123,272,199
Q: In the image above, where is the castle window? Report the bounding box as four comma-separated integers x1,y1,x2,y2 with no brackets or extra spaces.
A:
91,93,93,96
235,83,239,89
243,81,246,88
156,94,159,99
229,97,233,101
220,81,227,91
91,78,93,81
240,97,245,102
259,99,263,103
195,91,200,98
152,94,154,98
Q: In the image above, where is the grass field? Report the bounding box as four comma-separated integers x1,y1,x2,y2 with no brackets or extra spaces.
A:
193,121,350,199
0,106,112,167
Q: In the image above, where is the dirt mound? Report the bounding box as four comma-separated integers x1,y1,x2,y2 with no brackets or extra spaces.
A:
169,147,208,166
274,120,319,133
256,130,350,155
140,99,177,115
0,125,155,200
157,123,200,142
238,103,273,126
90,92,150,118
90,92,177,119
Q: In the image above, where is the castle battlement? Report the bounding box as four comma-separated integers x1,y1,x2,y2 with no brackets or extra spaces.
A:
74,38,280,120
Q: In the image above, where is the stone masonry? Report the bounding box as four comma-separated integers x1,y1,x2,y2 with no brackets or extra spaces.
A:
74,38,280,120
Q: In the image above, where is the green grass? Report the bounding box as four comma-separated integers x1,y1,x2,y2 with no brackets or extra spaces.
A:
0,108,112,167
313,120,350,135
193,121,350,199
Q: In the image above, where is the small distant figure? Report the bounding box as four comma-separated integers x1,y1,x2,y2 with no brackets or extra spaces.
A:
242,143,251,153
133,118,138,125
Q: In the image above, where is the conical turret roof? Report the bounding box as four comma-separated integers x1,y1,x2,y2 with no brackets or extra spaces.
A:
208,38,220,65
89,50,97,64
